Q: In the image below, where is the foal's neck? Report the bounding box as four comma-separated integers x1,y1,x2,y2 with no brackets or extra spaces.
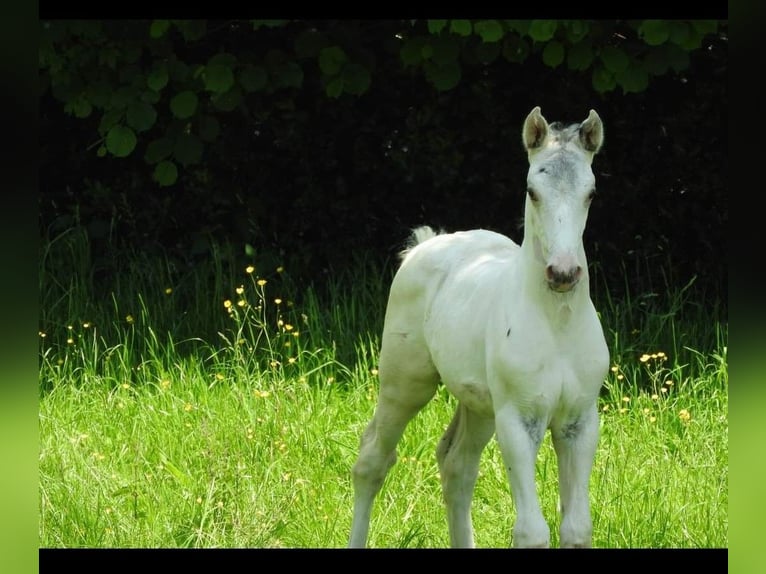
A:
517,238,590,326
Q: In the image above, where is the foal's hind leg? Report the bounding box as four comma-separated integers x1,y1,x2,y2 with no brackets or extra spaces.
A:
348,336,439,548
436,402,495,548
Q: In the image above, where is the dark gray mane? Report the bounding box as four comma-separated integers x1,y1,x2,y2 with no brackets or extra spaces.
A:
535,121,586,181
547,121,583,146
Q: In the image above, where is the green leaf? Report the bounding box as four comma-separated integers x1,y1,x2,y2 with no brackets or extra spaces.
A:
168,59,190,83
528,20,557,42
616,63,649,93
639,20,670,46
676,27,703,51
93,46,117,69
66,95,92,118
502,34,530,63
563,20,589,43
400,36,428,67
105,125,137,158
504,20,530,36
592,65,616,93
153,160,178,186
110,86,138,110
124,45,142,65
325,76,344,98
144,137,174,164
264,48,289,71
319,46,347,76
198,115,221,142
600,46,629,74
294,29,329,59
119,65,142,85
475,41,500,64
68,21,103,38
642,43,689,76
342,63,371,95
130,74,151,95
149,20,170,39
252,20,288,29
173,133,203,166
97,145,107,158
641,46,670,76
427,20,447,35
567,42,593,71
542,40,564,68
141,90,161,104
449,20,472,37
239,65,268,92
146,64,168,92
275,62,304,89
208,53,237,68
175,20,207,41
49,71,79,103
474,20,504,43
211,86,242,112
203,63,234,93
665,43,690,72
86,81,111,108
431,36,460,65
424,60,461,92
668,21,690,47
98,108,123,136
170,91,198,119
126,101,157,132
691,20,718,36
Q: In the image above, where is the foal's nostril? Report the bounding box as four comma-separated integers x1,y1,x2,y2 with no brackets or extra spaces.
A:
546,265,582,286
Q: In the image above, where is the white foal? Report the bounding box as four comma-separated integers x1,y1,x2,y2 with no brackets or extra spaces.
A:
349,106,609,548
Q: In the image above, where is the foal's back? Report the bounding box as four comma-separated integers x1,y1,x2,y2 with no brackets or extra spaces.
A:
380,228,521,412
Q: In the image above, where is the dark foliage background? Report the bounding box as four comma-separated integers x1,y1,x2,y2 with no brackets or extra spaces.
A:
39,20,727,309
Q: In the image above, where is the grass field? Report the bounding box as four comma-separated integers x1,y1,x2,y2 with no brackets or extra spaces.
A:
38,229,727,548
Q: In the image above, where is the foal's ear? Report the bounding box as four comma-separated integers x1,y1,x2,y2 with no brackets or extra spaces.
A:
523,106,549,153
579,109,604,155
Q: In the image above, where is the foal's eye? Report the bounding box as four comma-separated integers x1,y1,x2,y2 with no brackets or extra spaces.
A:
527,188,539,202
586,189,597,202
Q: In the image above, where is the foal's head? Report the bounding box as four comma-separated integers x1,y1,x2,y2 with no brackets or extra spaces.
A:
521,107,604,293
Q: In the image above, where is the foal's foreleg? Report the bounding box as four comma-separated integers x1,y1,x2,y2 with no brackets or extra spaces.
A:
552,405,600,548
436,403,495,548
494,403,550,548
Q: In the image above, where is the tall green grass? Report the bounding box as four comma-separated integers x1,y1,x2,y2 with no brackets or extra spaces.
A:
39,229,727,548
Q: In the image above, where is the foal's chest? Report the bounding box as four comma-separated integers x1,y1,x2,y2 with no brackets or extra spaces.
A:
488,305,609,415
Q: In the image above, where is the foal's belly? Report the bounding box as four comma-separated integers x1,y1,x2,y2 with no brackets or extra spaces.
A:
443,378,496,418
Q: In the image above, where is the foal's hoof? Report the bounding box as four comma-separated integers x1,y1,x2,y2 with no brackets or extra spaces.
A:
512,538,550,549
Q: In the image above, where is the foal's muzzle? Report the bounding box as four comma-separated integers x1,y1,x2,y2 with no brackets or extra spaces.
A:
545,265,582,292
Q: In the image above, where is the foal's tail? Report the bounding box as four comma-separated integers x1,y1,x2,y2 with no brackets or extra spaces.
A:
399,225,442,261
